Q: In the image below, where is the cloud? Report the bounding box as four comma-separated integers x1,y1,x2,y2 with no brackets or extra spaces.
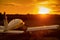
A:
0,0,35,7
37,0,47,2
0,0,48,6
6,3,22,6
0,0,59,14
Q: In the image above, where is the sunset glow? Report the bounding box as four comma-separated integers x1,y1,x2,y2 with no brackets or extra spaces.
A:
38,7,51,14
0,0,60,14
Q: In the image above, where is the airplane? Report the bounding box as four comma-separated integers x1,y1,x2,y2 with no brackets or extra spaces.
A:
0,12,59,34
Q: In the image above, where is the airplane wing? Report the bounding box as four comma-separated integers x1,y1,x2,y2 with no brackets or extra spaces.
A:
0,26,4,29
27,25,59,31
0,26,4,32
0,26,24,33
5,30,24,34
0,25,59,33
0,30,24,34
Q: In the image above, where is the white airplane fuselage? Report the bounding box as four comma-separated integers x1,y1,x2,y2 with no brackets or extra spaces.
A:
0,13,59,34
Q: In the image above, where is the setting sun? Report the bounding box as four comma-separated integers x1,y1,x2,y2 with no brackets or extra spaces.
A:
38,7,51,14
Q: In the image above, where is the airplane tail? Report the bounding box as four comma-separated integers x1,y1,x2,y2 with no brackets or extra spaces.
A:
3,12,8,32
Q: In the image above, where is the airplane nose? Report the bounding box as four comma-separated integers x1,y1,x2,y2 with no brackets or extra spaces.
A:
8,19,25,30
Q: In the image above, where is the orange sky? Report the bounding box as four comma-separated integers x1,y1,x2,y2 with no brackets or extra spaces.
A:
0,0,60,14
